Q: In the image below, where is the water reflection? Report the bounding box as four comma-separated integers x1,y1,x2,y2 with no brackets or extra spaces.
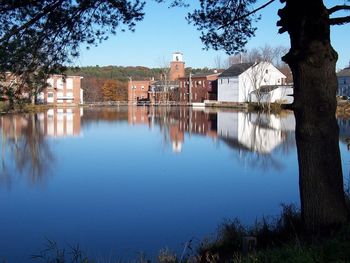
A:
0,108,83,188
2,106,342,262
126,107,296,161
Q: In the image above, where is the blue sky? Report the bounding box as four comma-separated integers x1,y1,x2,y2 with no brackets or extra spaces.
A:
76,1,350,70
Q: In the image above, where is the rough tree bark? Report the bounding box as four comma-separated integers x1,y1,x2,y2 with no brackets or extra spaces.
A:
279,0,348,231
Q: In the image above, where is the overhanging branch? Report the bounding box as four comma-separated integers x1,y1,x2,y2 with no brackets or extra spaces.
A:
219,0,276,29
328,5,350,15
0,0,64,44
330,15,350,25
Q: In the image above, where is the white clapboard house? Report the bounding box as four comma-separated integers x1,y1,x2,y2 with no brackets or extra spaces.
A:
217,62,292,104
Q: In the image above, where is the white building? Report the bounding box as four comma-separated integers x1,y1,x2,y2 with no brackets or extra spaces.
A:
337,66,350,97
217,62,290,103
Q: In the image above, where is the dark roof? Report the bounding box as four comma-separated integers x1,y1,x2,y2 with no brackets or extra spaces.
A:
219,63,254,78
337,67,350,77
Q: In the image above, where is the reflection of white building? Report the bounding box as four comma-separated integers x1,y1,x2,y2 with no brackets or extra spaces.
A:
38,108,83,137
217,111,295,153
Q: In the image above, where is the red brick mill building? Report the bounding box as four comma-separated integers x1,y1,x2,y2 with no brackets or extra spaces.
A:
178,73,219,103
127,52,219,104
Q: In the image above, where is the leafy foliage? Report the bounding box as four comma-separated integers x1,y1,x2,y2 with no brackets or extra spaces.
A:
0,0,145,74
101,79,127,101
186,0,259,55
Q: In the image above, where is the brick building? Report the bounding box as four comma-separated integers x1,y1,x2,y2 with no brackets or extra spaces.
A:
127,52,186,104
127,79,153,102
178,73,220,103
41,75,83,105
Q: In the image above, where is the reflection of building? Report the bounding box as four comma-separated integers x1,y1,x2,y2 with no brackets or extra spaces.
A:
128,105,150,125
169,124,184,152
42,75,84,105
39,108,82,137
178,73,219,103
1,108,82,139
165,108,217,152
217,111,295,153
0,115,28,139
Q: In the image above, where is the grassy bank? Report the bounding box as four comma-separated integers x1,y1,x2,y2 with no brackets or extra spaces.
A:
30,204,350,263
196,206,350,263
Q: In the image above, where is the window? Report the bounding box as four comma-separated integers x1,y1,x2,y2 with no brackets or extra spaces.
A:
66,78,73,89
47,92,54,98
220,79,223,84
47,78,54,88
57,78,64,89
175,65,179,70
265,69,269,74
67,92,73,98
228,78,230,83
132,85,137,90
141,85,144,90
195,93,197,100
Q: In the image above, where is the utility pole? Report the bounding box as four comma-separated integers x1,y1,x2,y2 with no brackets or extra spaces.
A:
128,76,134,105
189,72,192,105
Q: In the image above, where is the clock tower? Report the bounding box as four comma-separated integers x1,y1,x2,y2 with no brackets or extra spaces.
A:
169,52,185,81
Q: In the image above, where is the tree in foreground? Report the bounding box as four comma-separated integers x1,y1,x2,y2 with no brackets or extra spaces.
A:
1,0,350,232
172,0,350,233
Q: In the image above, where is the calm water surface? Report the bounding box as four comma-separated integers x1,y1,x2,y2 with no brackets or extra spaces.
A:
0,107,349,262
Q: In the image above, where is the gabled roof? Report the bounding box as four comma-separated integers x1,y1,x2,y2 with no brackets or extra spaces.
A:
337,67,350,77
219,63,254,78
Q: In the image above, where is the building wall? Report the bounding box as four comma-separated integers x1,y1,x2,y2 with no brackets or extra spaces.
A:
218,77,239,102
127,80,152,102
179,74,219,103
338,76,350,97
43,75,83,105
169,52,185,81
169,61,185,81
218,63,286,103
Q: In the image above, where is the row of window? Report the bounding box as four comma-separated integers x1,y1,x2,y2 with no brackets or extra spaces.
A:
131,85,145,90
47,78,74,89
180,81,208,88
179,93,200,100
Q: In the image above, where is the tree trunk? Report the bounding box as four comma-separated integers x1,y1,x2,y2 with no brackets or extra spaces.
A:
280,0,348,232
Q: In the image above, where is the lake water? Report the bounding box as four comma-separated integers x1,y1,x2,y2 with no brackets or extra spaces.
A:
0,106,349,262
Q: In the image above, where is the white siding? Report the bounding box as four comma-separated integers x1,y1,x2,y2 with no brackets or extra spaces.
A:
218,77,239,102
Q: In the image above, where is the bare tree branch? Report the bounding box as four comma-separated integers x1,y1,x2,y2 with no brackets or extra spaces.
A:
328,5,350,15
329,15,350,25
219,0,276,29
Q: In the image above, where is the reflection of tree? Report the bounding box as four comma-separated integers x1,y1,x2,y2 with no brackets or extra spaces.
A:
1,114,54,188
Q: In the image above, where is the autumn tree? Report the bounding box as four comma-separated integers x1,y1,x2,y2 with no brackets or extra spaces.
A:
101,79,127,101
